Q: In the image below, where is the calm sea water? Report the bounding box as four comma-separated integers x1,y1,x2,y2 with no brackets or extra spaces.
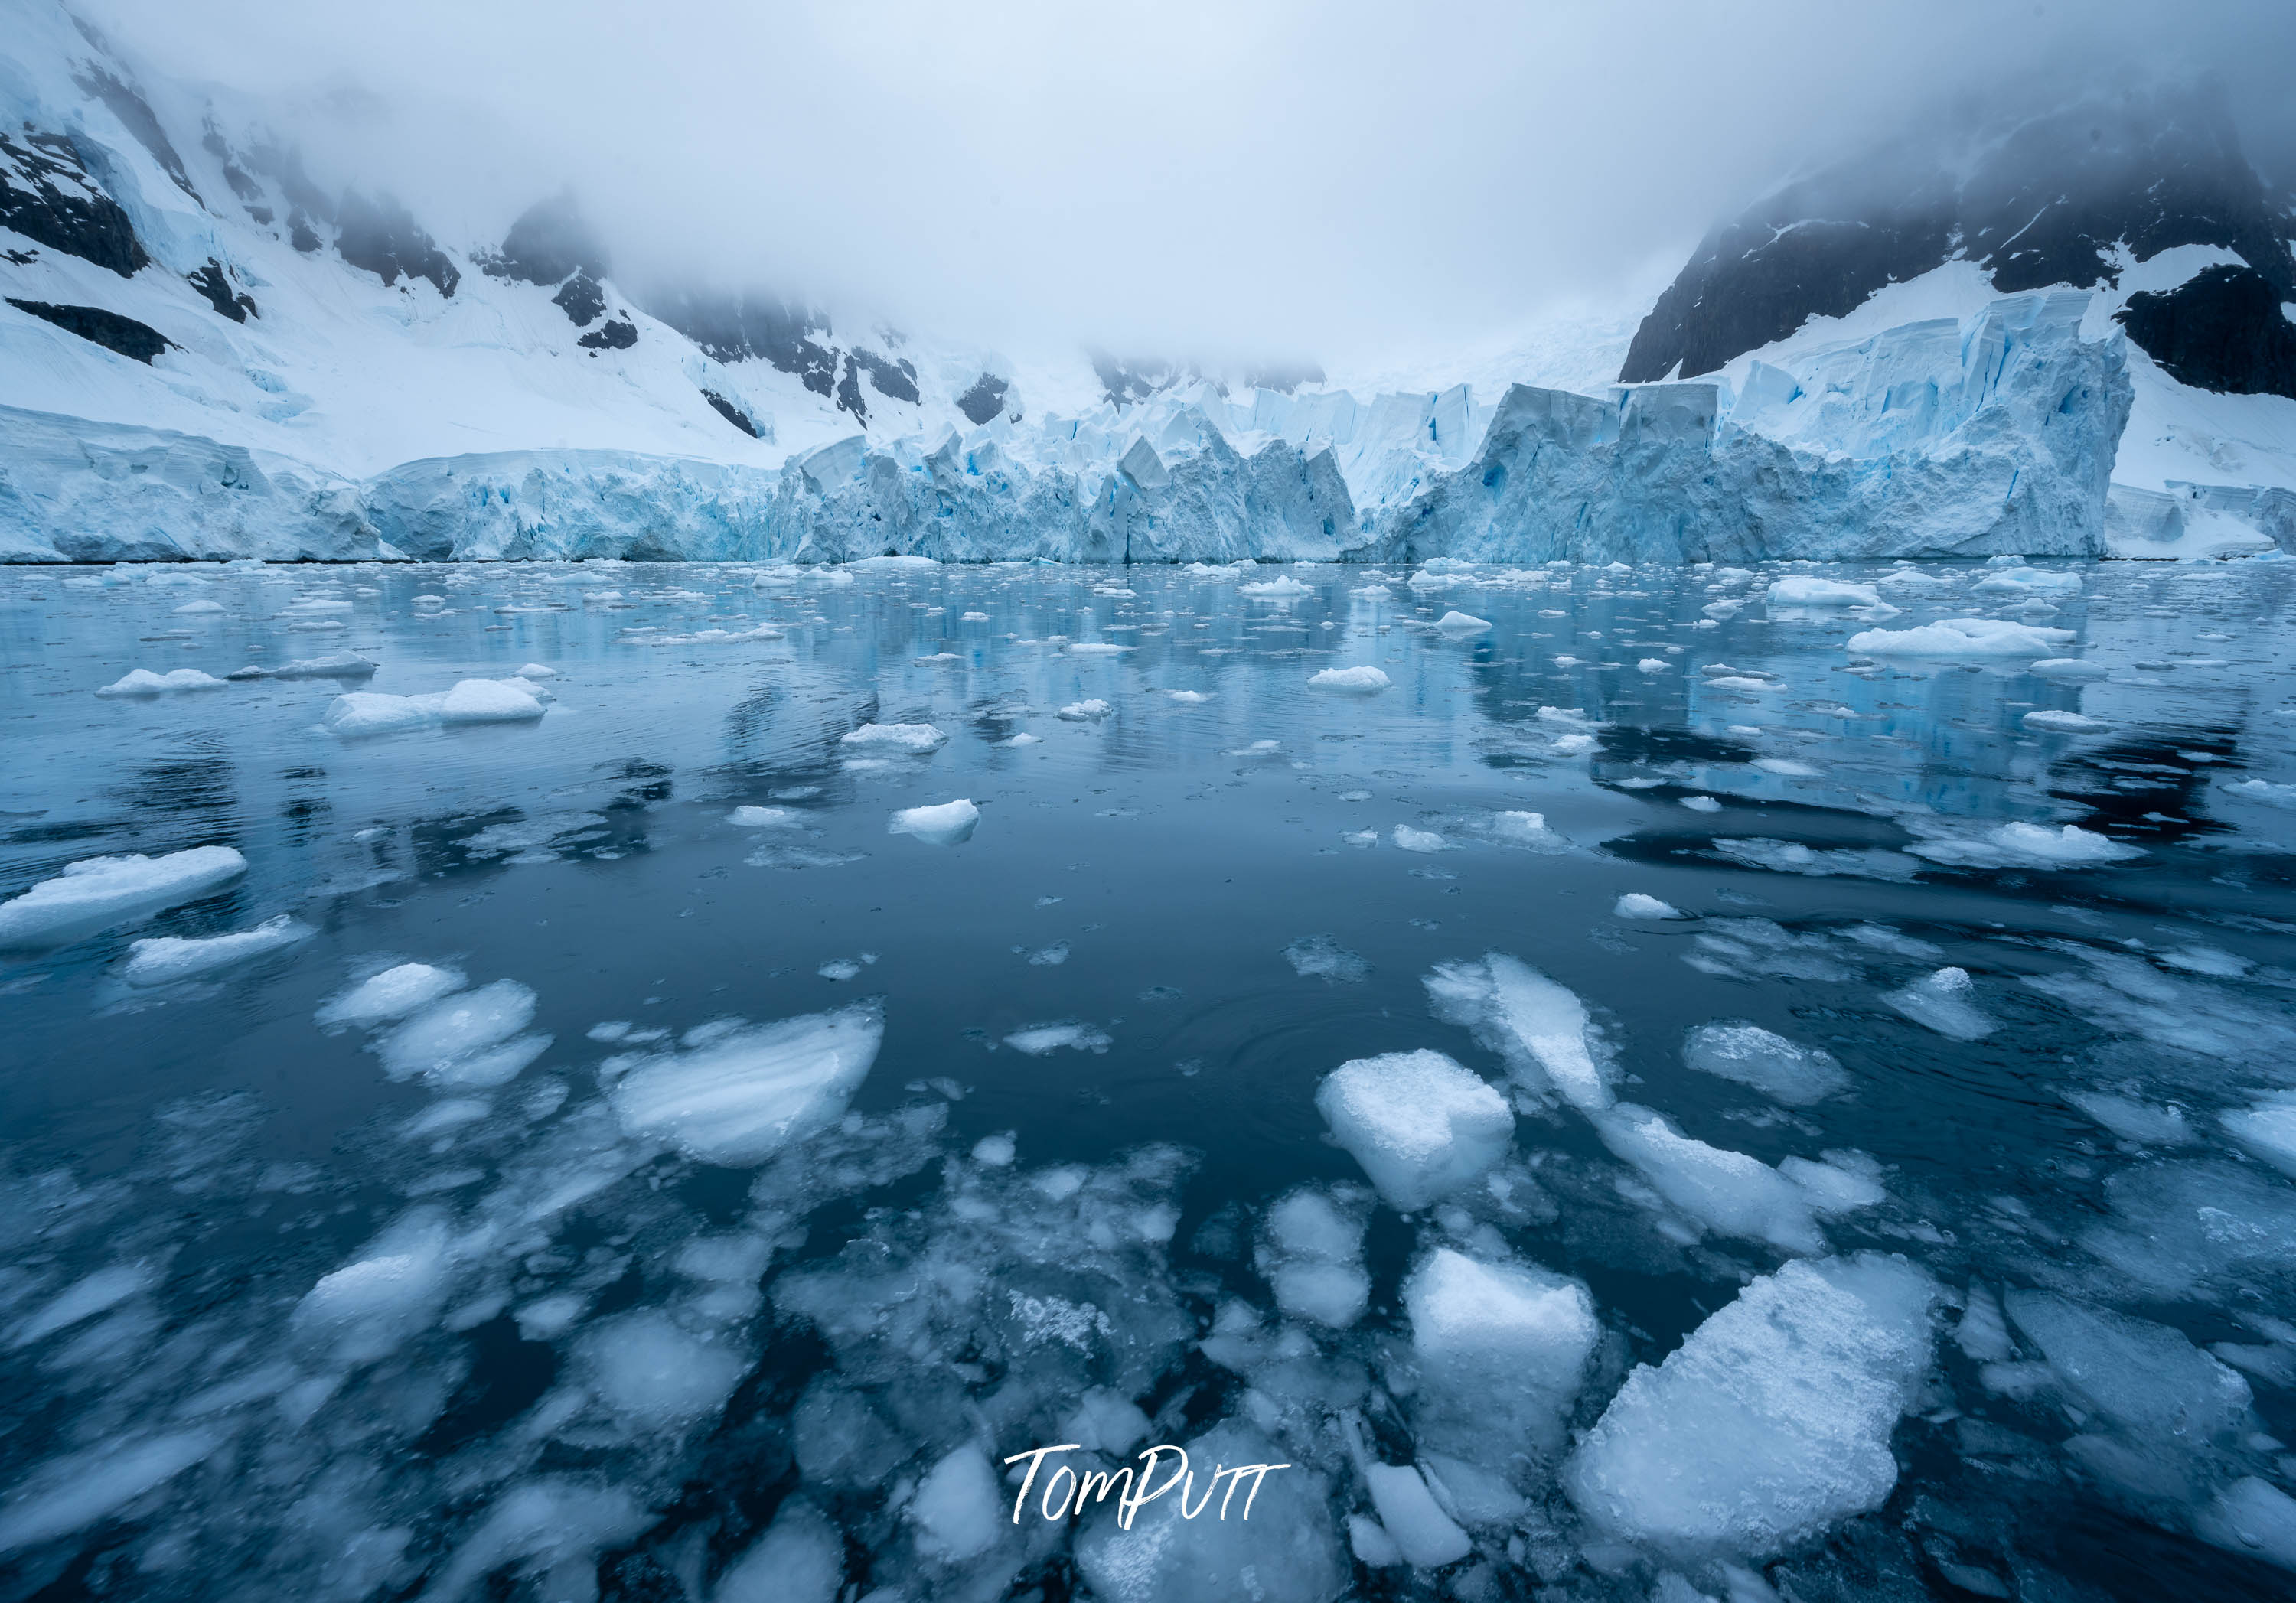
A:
3,556,2294,1602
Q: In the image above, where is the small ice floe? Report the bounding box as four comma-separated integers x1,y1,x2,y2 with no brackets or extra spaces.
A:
1166,689,1211,703
1392,825,1448,852
997,731,1042,747
1751,757,1821,777
2021,710,2109,733
515,662,556,678
1613,892,1684,920
1405,1246,1600,1474
1066,642,1128,655
605,1002,884,1163
375,979,550,1087
2223,1095,2296,1178
226,652,378,681
1240,575,1313,598
1906,821,2142,870
1711,838,1919,880
1056,699,1110,720
1876,565,1943,588
1283,934,1369,983
1682,1022,1849,1104
2223,778,2296,810
889,799,979,845
1001,1021,1111,1054
173,598,223,614
1309,665,1389,692
122,914,311,986
1591,1105,1836,1252
323,679,546,735
94,668,226,696
1765,577,1885,608
1425,954,1612,1112
1844,617,2074,657
1433,611,1490,634
1564,1254,1938,1556
1258,1187,1370,1328
1315,1048,1513,1210
1973,565,2081,595
2029,657,2108,680
0,847,247,950
1881,966,1996,1038
2066,1090,2193,1146
727,805,802,828
840,722,946,752
317,962,465,1028
1636,657,1671,673
1485,810,1568,851
1679,795,1722,813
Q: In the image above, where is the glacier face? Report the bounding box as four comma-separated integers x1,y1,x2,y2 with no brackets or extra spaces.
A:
2,292,2136,564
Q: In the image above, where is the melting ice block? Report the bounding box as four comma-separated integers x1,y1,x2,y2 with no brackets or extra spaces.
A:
1564,1253,1938,1557
375,979,545,1085
322,679,545,735
1766,577,1881,608
1591,1104,1826,1253
716,1498,846,1603
1844,617,2074,657
1405,1247,1600,1467
93,667,226,696
889,799,980,845
607,1002,884,1164
0,846,246,950
315,961,464,1028
840,722,947,752
1680,1022,1848,1106
122,914,311,986
1363,1464,1471,1566
1309,665,1390,692
1424,953,1613,1112
1881,967,1996,1038
1315,1049,1512,1210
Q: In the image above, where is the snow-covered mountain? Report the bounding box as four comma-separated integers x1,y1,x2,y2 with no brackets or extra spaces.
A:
0,0,2290,562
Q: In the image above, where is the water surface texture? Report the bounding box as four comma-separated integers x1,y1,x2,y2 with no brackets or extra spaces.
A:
5,556,2296,1603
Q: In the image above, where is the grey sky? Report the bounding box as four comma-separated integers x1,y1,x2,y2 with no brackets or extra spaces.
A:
87,0,2296,366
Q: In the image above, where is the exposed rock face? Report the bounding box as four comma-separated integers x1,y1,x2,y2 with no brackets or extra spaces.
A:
70,63,197,198
642,288,840,399
551,272,606,327
954,373,1010,425
577,318,638,351
486,193,611,287
334,191,459,298
184,259,256,323
0,129,147,275
2117,265,2296,399
701,389,761,438
5,299,172,363
1622,82,2296,386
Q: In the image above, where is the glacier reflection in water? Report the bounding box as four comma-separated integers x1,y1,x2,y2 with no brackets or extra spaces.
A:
2,554,2295,1602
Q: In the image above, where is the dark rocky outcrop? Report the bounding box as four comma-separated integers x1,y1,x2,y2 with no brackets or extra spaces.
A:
484,193,610,287
7,298,172,362
701,389,760,437
833,354,869,421
0,129,148,275
551,272,606,327
1622,80,2296,385
201,119,265,210
184,259,256,322
1091,351,1181,407
955,373,1010,425
2117,264,2296,399
71,64,197,200
852,349,919,406
335,191,459,298
577,318,637,350
642,288,838,399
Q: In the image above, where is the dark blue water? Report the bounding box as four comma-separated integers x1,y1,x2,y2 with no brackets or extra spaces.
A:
3,555,2295,1602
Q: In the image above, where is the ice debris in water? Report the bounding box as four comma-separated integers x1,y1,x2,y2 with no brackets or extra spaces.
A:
715,1497,846,1603
1681,1021,1849,1105
0,846,247,950
224,652,377,680
0,1429,227,1555
2002,1289,2252,1452
1564,1253,1938,1557
315,960,464,1028
1844,617,2075,657
1392,824,1447,852
1405,1247,1599,1472
889,798,980,844
1907,820,2143,868
1766,576,1884,608
1257,1187,1370,1328
605,1002,884,1163
1424,953,1612,1111
93,667,227,696
1309,665,1390,692
1613,892,1684,920
321,679,546,735
375,979,548,1087
1680,794,1723,813
727,804,802,828
1057,698,1112,720
2022,709,2110,733
1433,610,1490,633
1363,1462,1472,1566
1315,1049,1513,1210
1003,1021,1113,1054
1282,934,1370,983
1590,1104,1829,1253
2030,656,2110,679
840,722,947,752
122,914,311,986
1486,809,1568,850
2066,1090,2193,1146
2197,1478,2296,1573
2223,1096,2296,1178
1882,966,1997,1038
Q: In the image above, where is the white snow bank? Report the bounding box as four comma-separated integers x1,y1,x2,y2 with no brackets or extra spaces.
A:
606,1003,885,1164
1564,1253,1938,1556
122,914,311,986
1315,1049,1513,1210
0,846,247,949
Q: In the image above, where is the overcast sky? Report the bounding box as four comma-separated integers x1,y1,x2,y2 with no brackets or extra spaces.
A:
87,0,2296,367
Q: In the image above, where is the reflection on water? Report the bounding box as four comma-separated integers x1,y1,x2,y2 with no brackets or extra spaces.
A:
2,555,2295,1601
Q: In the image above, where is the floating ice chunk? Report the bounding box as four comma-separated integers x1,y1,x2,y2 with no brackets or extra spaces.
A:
1406,1248,1599,1463
1592,1105,1825,1253
2066,1090,2192,1146
1363,1464,1471,1567
1392,825,1447,852
1679,795,1722,813
716,1498,846,1603
94,667,227,696
1003,1021,1112,1054
317,961,465,1028
226,652,377,681
1058,698,1112,719
1487,810,1567,850
1426,954,1613,1112
1283,935,1369,983
323,679,546,735
122,914,311,986
173,598,223,614
910,1445,1002,1562
1637,657,1671,673
999,731,1042,747
1261,1188,1370,1328
1614,893,1683,920
1068,642,1129,656
840,722,947,752
1241,575,1313,598
1780,1152,1887,1215
1063,1389,1153,1457
1166,689,1211,704
1315,1050,1512,1210
728,805,801,828
1766,577,1880,608
970,1132,1017,1166
7,1263,158,1350
0,1429,226,1554
2030,657,2109,680
1882,968,1995,1038
377,980,538,1081
889,799,980,845
2223,1096,2296,1178
515,663,556,678
1681,1023,1848,1106
1973,565,2081,594
574,1309,747,1425
608,1002,884,1163
1433,611,1490,634
292,1207,456,1361
1564,1254,1938,1557
0,846,247,950
1876,566,1943,588
1349,1513,1404,1567
2084,1161,2296,1294
1844,617,2074,657
2198,1478,2296,1573
819,960,861,981
418,1481,648,1603
2021,710,2109,733
2004,1289,2250,1443
1270,1261,1373,1330
1907,821,2142,869
1309,666,1390,692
